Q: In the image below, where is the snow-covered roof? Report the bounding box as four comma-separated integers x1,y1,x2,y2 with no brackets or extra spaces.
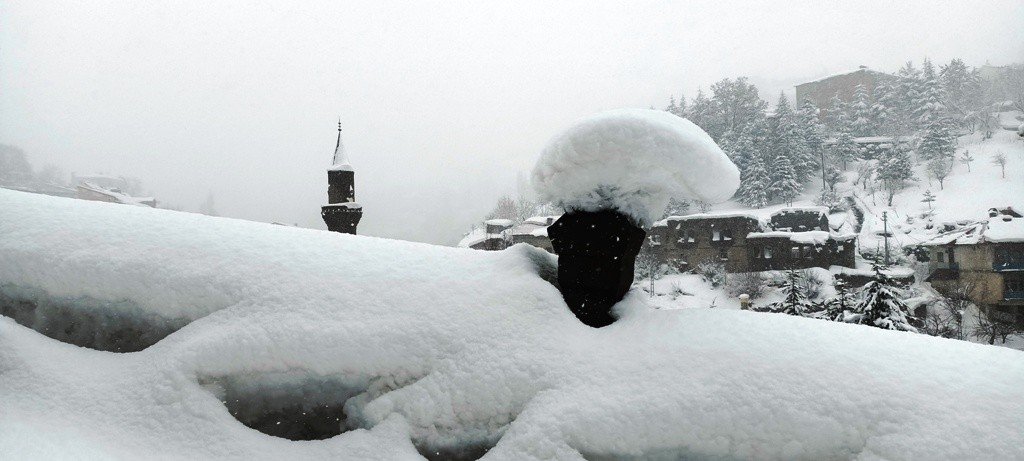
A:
769,206,828,218
523,215,561,226
795,66,891,87
747,230,855,244
656,211,762,227
456,227,487,248
484,218,514,227
985,216,1024,243
3,187,1024,460
328,127,353,171
921,215,1024,246
322,202,362,209
77,183,154,207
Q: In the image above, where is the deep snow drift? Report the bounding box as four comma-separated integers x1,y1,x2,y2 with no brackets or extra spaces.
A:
1,189,1023,460
531,109,740,226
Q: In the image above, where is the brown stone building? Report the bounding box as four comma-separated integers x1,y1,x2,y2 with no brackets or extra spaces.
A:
923,208,1024,325
795,66,896,122
647,208,855,273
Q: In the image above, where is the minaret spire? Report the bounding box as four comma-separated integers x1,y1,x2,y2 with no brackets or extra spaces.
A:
322,118,362,234
330,118,352,171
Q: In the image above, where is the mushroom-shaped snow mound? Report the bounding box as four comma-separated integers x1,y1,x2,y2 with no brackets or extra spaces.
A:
531,109,739,226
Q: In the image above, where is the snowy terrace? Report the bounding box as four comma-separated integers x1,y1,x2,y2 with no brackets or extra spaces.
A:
2,188,1024,460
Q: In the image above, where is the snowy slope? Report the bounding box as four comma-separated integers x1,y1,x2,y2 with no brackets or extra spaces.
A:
1,189,1024,460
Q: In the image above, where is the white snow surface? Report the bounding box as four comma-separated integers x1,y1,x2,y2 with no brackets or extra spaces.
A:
2,189,1024,460
531,109,740,226
984,215,1024,243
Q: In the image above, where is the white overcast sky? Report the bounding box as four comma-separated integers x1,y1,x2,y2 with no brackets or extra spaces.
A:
2,0,1022,244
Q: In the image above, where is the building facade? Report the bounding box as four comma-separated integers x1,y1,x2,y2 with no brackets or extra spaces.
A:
647,208,856,273
924,209,1024,325
795,66,896,121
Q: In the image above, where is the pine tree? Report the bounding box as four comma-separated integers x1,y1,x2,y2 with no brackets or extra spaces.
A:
819,279,857,322
772,93,813,185
768,150,801,206
849,84,875,136
798,99,827,185
661,197,691,219
914,58,946,129
666,94,687,118
755,270,813,316
921,189,936,209
873,78,906,136
831,129,862,168
918,119,956,162
854,264,917,332
738,150,770,208
876,146,915,206
897,61,924,131
959,150,974,172
826,93,850,133
687,89,715,136
939,58,981,128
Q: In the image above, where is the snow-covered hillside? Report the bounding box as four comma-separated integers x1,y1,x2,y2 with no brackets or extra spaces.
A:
2,189,1023,460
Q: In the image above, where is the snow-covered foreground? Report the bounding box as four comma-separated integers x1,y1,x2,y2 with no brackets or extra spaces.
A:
2,189,1024,460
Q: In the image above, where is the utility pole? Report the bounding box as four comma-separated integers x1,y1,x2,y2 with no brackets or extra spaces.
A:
882,211,890,266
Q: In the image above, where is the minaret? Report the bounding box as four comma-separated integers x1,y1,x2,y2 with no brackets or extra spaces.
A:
321,120,363,234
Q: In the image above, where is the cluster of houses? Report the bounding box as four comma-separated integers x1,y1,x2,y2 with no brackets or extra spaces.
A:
461,204,1024,327
461,207,857,273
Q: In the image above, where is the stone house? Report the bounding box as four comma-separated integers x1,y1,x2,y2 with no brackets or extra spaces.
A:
923,208,1024,325
646,207,856,273
76,182,157,207
462,216,557,252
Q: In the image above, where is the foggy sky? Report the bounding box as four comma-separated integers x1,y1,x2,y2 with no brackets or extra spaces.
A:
2,0,1022,245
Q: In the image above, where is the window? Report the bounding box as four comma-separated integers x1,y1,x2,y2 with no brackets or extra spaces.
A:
677,229,696,244
791,246,800,259
1006,278,1024,292
802,246,813,259
763,247,772,259
937,252,945,263
649,234,662,245
712,230,721,241
719,248,729,260
722,229,733,241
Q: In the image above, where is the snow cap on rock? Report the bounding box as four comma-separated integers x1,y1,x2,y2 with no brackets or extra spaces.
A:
531,109,739,227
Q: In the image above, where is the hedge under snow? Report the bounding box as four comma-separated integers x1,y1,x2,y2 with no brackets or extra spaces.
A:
531,109,740,226
2,189,1024,460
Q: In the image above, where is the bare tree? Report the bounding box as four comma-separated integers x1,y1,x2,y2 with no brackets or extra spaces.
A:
634,238,661,298
928,280,974,340
971,306,1024,345
927,158,952,190
991,152,1007,178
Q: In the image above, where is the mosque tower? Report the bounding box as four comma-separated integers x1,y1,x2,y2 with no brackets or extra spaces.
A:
321,121,363,234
